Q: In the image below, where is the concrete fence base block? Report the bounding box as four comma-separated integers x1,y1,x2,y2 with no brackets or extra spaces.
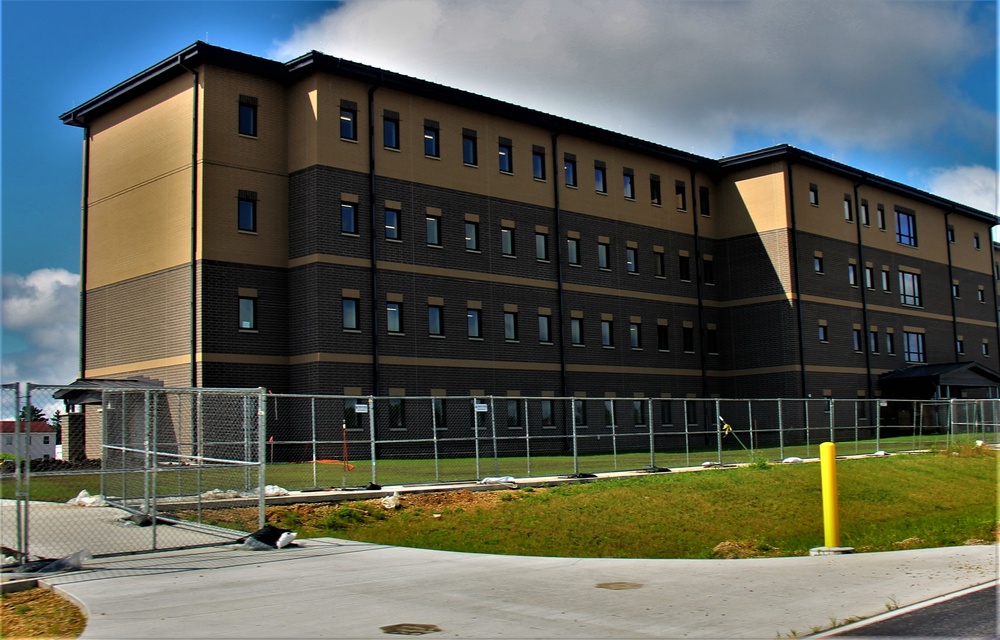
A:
809,546,856,556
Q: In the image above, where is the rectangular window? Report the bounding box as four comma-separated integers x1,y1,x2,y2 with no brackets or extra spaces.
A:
498,138,513,173
574,399,586,426
626,248,638,273
387,398,405,429
657,324,669,351
974,232,981,249
426,216,441,246
702,257,714,285
540,399,554,427
595,163,607,193
877,205,886,230
623,170,635,200
899,271,922,306
424,123,440,158
675,181,687,210
903,331,926,363
432,398,446,430
860,201,870,226
532,146,546,180
535,232,549,261
650,175,662,205
654,251,665,277
983,341,990,357
467,308,481,338
886,331,895,354
947,225,956,243
882,268,891,292
343,298,359,331
706,327,719,355
340,103,357,140
239,297,256,330
567,237,580,265
957,337,965,355
814,256,824,273
465,221,479,251
870,329,880,354
601,320,613,347
504,311,518,341
507,399,520,428
383,111,400,149
895,210,918,246
428,305,443,336
853,328,863,352
564,155,577,187
238,95,258,136
629,322,641,349
699,186,710,217
341,202,357,234
660,400,673,426
385,208,401,240
679,255,691,281
386,302,403,333
538,314,551,343
603,400,615,427
682,326,695,352
978,287,986,303
463,131,478,165
238,191,257,232
952,282,960,299
808,184,819,206
844,196,853,222
865,266,875,289
818,324,829,342
501,227,515,256
571,318,584,345
848,263,858,287
598,242,610,269
633,400,647,426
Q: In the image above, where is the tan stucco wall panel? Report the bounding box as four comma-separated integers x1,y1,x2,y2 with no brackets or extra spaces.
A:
720,162,790,238
199,164,288,266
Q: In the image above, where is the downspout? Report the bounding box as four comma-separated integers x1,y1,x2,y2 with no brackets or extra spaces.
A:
179,58,199,388
853,181,873,399
551,133,568,398
944,210,959,362
368,82,381,395
992,229,1000,362
689,168,707,398
787,162,807,398
78,128,90,378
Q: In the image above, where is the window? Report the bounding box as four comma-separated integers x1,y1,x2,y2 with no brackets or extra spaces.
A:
540,399,554,427
598,242,610,269
538,314,551,343
428,305,443,336
675,181,687,210
238,95,257,136
978,287,986,303
595,163,607,193
848,263,858,287
567,237,580,265
957,337,965,355
881,268,891,292
604,400,615,427
660,401,673,425
239,297,256,330
650,176,662,205
903,331,926,363
877,205,886,230
342,297,359,331
686,400,698,426
899,271,922,306
424,122,439,158
947,225,955,243
601,320,613,347
340,103,357,140
952,282,960,299
682,326,695,352
629,322,641,349
432,398,446,430
532,146,546,180
808,184,819,206
706,327,719,354
654,251,665,277
896,210,917,246
564,155,577,187
571,318,584,345
818,324,829,342
626,248,638,273
699,186,710,217
387,398,405,429
504,311,518,341
844,197,853,222
535,232,549,261
426,215,441,246
886,331,896,354
860,201,870,226
573,399,586,426
465,221,479,251
341,203,357,234
463,131,478,165
983,341,990,357
623,170,635,200
865,266,875,289
386,302,403,333
506,400,520,428
633,400,647,426
974,232,981,250
870,329,880,354
679,255,691,281
467,308,481,338
501,227,515,256
657,324,669,351
702,257,715,285
385,208,401,240
498,138,513,173
814,255,824,273
853,328,863,352
383,111,400,149
238,191,257,232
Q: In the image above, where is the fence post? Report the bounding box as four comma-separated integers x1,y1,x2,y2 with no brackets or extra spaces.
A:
473,398,481,480
143,390,151,514
522,398,531,477
150,391,158,550
310,398,317,488
431,398,440,482
829,398,835,443
715,399,722,465
609,400,618,470
747,399,754,454
367,397,376,486
15,382,27,564
778,399,785,460
647,399,655,470
571,398,579,475
257,388,268,530
489,396,499,476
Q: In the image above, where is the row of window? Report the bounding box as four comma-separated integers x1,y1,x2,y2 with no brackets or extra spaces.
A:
817,256,988,308
819,323,989,363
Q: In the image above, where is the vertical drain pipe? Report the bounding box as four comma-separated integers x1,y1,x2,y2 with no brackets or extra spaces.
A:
787,161,807,398
853,181,873,399
79,128,90,378
944,210,960,362
368,82,381,395
551,133,567,398
179,57,200,388
689,168,707,398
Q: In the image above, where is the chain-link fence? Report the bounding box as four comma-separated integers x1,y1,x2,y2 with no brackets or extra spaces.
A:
3,384,997,568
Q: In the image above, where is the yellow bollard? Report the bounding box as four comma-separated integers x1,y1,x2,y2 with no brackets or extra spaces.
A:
820,442,840,548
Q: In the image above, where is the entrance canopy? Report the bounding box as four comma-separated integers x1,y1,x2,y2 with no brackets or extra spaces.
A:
878,362,1000,399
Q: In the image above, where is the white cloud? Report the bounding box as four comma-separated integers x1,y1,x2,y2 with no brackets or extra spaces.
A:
1,269,80,385
272,0,994,159
924,166,999,215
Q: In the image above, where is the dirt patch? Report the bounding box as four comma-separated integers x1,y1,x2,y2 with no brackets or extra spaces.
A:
1,587,86,638
711,540,782,559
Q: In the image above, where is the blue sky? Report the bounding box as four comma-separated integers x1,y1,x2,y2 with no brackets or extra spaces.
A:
2,0,997,384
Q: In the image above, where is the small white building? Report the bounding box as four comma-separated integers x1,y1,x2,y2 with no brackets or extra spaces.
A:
0,421,57,460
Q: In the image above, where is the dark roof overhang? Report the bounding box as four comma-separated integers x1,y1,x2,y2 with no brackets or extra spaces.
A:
878,362,1000,388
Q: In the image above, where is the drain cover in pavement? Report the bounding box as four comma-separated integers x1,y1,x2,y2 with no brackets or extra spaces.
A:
596,581,643,590
380,623,441,635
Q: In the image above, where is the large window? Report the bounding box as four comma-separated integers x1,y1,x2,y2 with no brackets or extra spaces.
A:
532,146,546,180
571,318,584,345
385,208,401,240
657,324,669,351
540,399,554,427
465,221,479,251
896,210,918,246
903,331,926,363
501,227,515,256
535,232,549,261
387,398,405,429
426,215,441,246
498,138,513,173
463,131,478,165
238,191,257,232
699,186,710,217
504,311,518,341
623,170,635,200
538,314,551,343
432,398,446,430
424,123,439,158
342,298,359,331
594,163,607,194
238,95,257,136
679,255,691,281
428,305,443,336
899,271,922,306
682,326,695,352
386,302,403,334
601,320,613,347
626,248,638,273
383,111,400,149
341,203,357,234
564,155,577,187
629,322,641,349
598,242,610,269
675,181,687,210
506,400,520,428
650,176,662,205
567,237,580,265
340,104,357,140
467,308,481,338
239,297,257,330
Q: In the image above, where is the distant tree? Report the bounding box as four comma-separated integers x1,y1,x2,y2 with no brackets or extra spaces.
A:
17,405,46,423
50,409,63,445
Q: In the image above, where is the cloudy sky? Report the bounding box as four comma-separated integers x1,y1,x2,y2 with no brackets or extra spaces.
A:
2,0,997,385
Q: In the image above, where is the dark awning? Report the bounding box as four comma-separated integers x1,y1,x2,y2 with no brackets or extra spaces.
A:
53,377,164,405
878,362,1000,398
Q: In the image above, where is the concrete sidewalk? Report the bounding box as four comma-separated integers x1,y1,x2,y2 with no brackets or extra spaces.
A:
37,541,998,639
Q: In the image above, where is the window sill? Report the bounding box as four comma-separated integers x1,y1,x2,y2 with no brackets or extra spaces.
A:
388,332,405,336
572,344,585,348
466,249,481,254
536,258,551,263
427,244,443,249
429,334,446,339
602,345,615,349
568,263,582,268
565,184,578,190
632,347,643,351
533,177,547,183
239,329,258,334
238,229,257,235
341,137,359,144
652,202,662,208
238,134,258,140
386,238,402,243
627,271,639,276
343,329,361,334
599,267,611,272
342,232,360,238
540,341,553,346
425,155,441,160
469,337,484,341
505,339,520,344
384,146,401,152
500,170,513,176
502,254,516,259
654,274,666,279
463,162,479,168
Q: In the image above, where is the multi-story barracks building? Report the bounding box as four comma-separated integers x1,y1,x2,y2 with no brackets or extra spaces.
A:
60,42,999,406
